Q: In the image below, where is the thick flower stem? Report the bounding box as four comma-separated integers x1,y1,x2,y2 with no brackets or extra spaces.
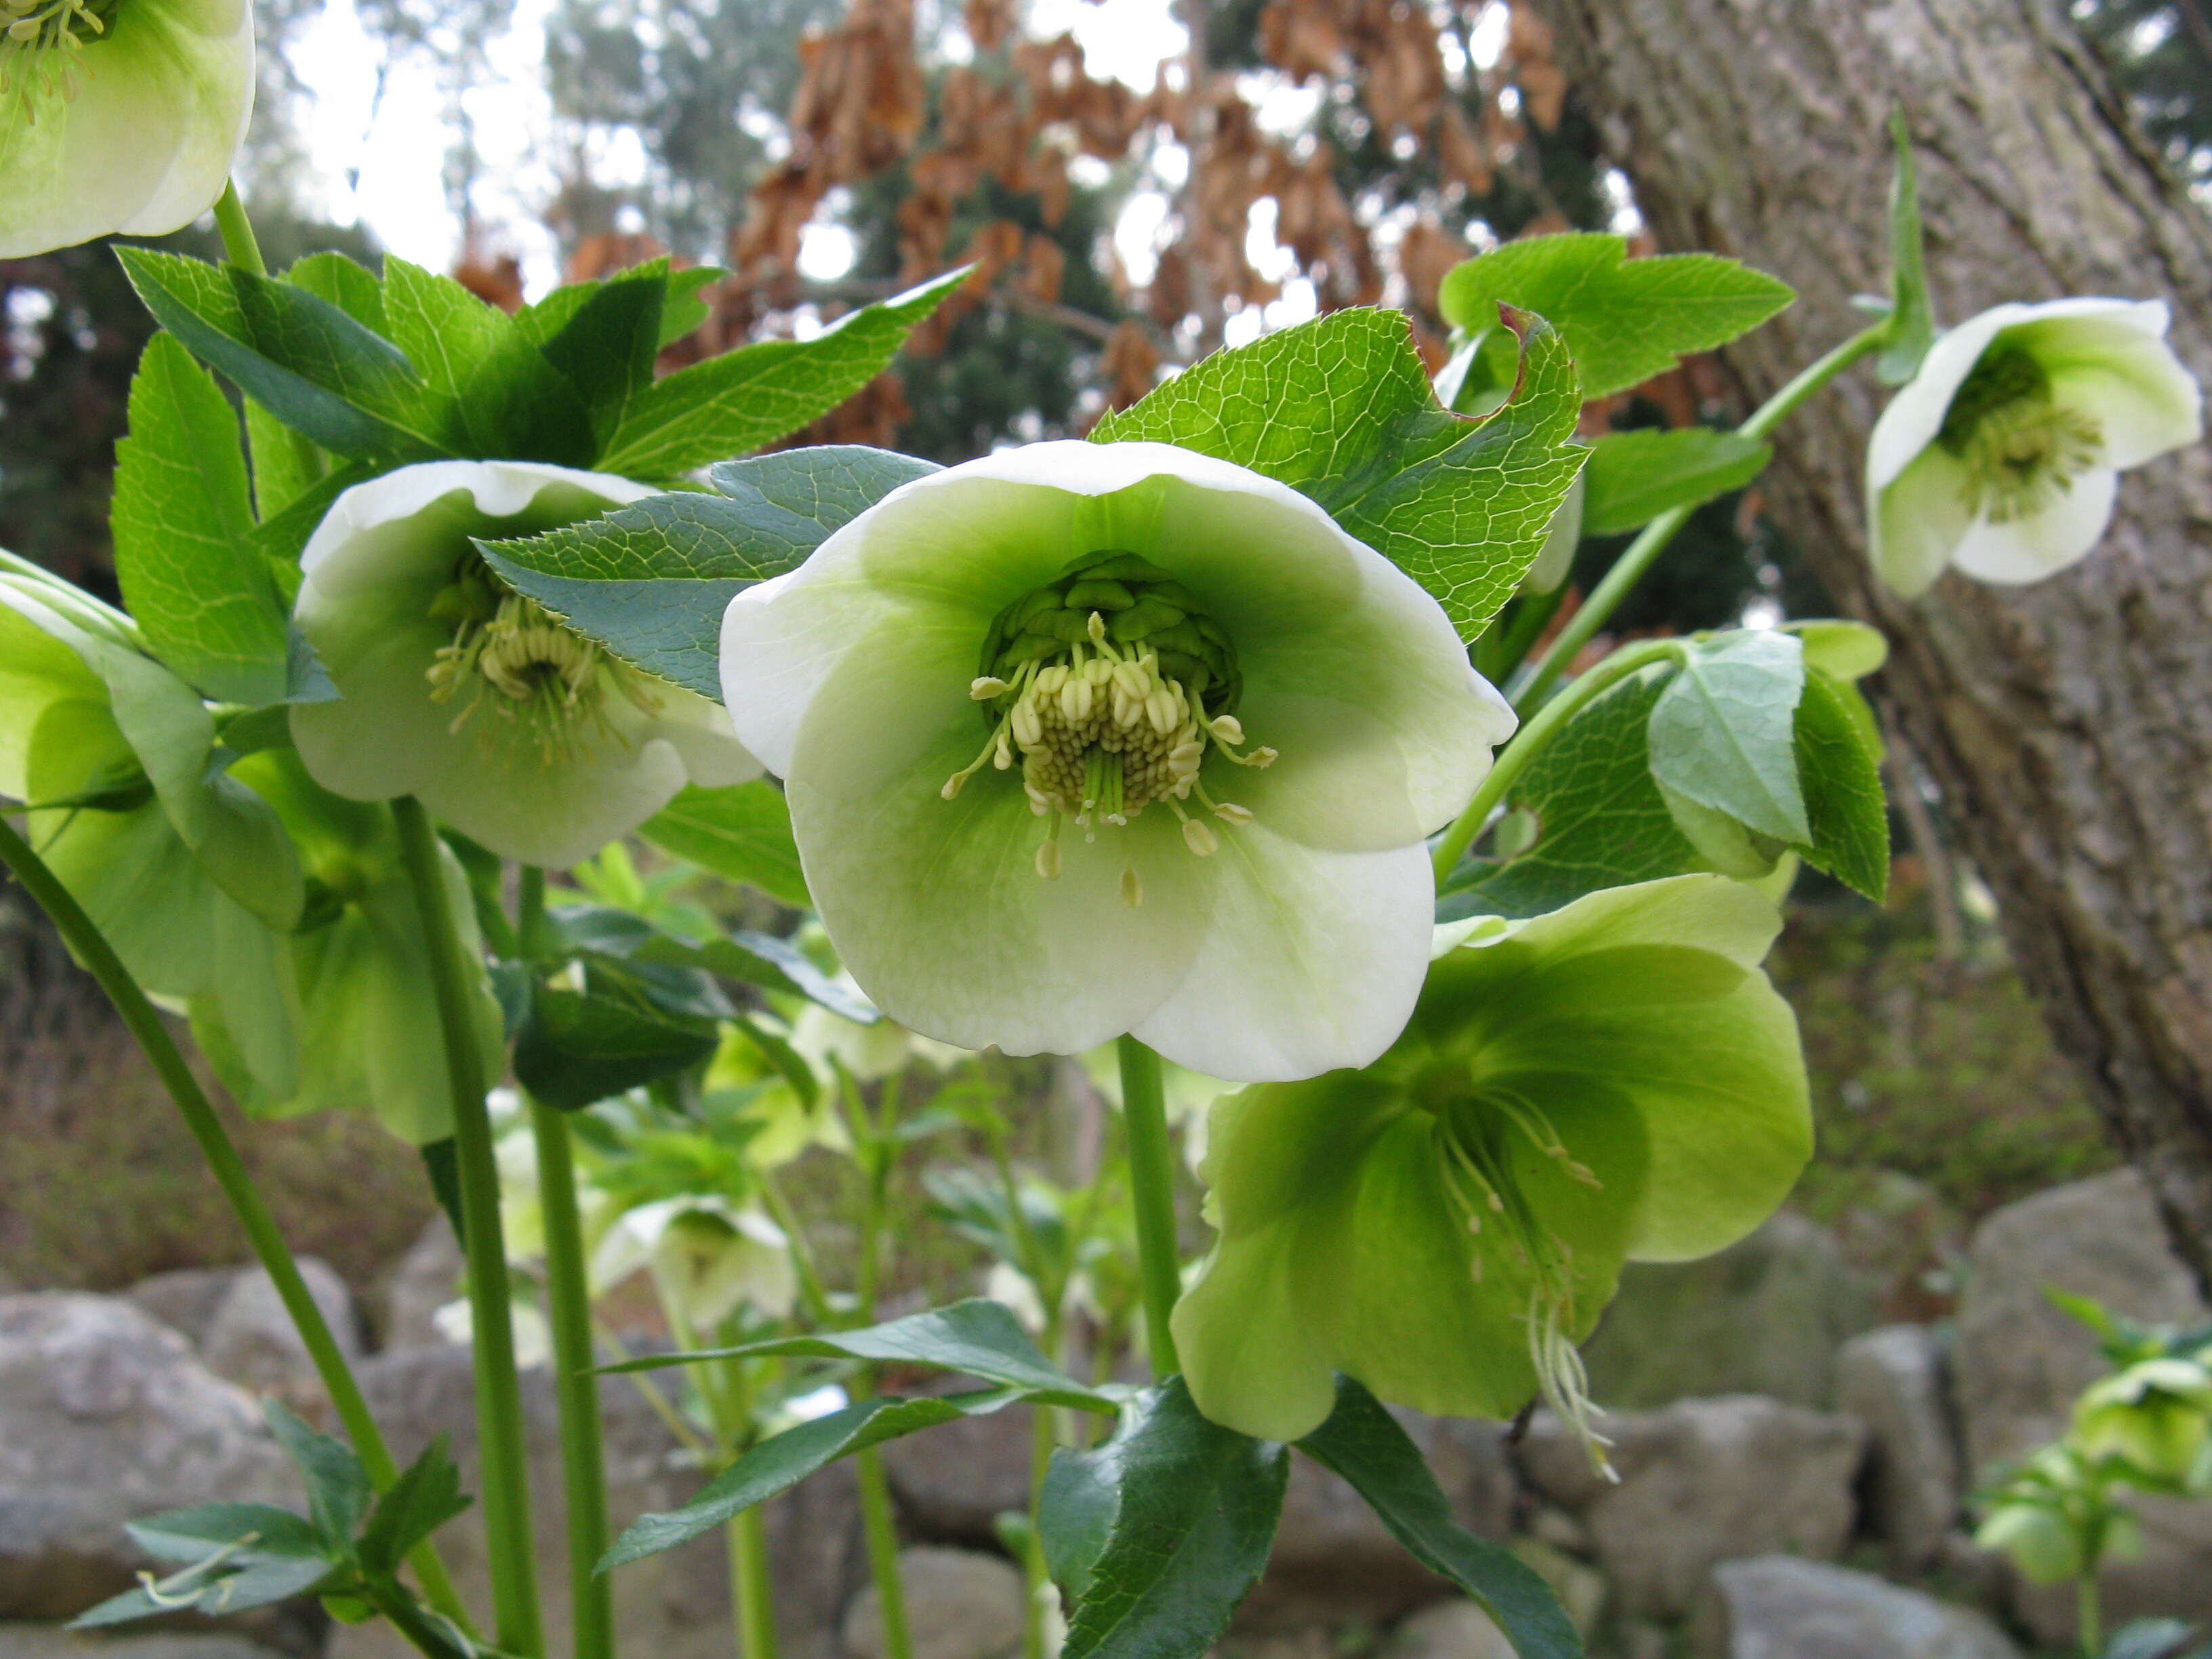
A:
854,1448,910,1659
847,1078,914,1659
1515,322,1889,710
0,815,475,1631
728,1506,779,1659
1430,638,1684,882
1116,1036,1183,1377
527,1091,615,1659
392,796,545,1659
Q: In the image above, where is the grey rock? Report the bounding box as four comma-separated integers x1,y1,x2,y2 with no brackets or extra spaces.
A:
1518,1395,1866,1620
1380,1600,1515,1659
1835,1325,1961,1568
1579,1214,1878,1410
1692,1556,2020,1659
374,1219,460,1353
879,1399,1036,1544
326,1344,866,1659
1952,1169,2212,1641
0,1627,288,1659
0,1295,299,1621
1616,1620,1673,1659
1242,1414,1516,1629
840,1547,1023,1659
123,1270,244,1352
199,1261,359,1414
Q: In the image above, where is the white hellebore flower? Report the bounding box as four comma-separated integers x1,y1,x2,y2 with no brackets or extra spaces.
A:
590,1195,796,1334
720,440,1515,1083
1867,298,2202,597
0,0,253,257
291,462,760,868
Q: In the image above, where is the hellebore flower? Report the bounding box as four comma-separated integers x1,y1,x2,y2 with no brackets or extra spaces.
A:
2072,1357,2212,1488
1866,299,2202,596
0,0,253,257
719,440,1515,1082
590,1195,796,1334
1171,875,1811,1459
292,461,760,869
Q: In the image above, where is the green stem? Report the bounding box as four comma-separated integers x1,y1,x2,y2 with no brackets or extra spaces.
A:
1430,638,1683,883
516,865,548,959
846,1079,912,1659
528,1093,615,1659
854,1447,911,1659
1516,322,1889,710
1021,1364,1059,1659
756,1171,834,1330
729,1507,779,1659
211,180,267,276
393,796,544,1659
2076,1569,2102,1658
1115,1036,1183,1377
0,816,475,1633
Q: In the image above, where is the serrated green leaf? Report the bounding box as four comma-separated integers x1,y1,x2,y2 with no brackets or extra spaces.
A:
127,1502,325,1563
597,269,966,477
265,1399,373,1548
1439,234,1794,400
1041,1377,1288,1659
243,398,325,523
1093,307,1583,639
1792,667,1889,901
660,267,724,348
534,260,668,438
380,257,595,466
287,252,388,333
628,927,878,1023
356,1435,470,1576
1298,1377,1582,1659
514,977,721,1111
117,248,441,459
1439,665,1704,922
602,1390,1035,1569
480,445,937,697
1647,630,1808,844
112,333,289,705
598,1300,1115,1410
1579,426,1771,536
642,781,811,909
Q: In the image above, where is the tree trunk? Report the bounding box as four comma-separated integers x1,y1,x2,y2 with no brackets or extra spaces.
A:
1530,0,2212,1288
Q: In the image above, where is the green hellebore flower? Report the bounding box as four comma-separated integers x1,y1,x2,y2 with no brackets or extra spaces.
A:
291,462,761,869
720,440,1515,1082
0,0,252,257
0,568,302,1094
1171,874,1811,1456
590,1195,796,1334
1866,298,2202,597
2072,1357,2212,1486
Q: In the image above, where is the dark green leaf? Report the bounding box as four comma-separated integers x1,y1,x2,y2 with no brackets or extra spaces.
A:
1439,234,1793,401
356,1435,470,1576
1042,1377,1288,1659
1093,307,1583,640
660,267,724,348
1791,668,1889,901
1578,427,1771,536
596,269,966,477
112,333,288,705
642,781,811,909
1878,111,1936,388
602,1390,1032,1568
117,248,440,458
630,927,877,1023
420,1139,467,1249
1646,630,1808,844
286,252,388,333
194,1553,344,1613
1298,1376,1582,1659
600,1300,1115,1410
381,258,594,466
243,396,327,522
127,1502,324,1563
265,1399,373,1547
534,261,668,437
514,980,721,1111
704,444,940,559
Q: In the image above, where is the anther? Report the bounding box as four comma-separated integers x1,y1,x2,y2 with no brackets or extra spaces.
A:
1120,866,1143,907
971,676,1010,699
1087,611,1108,644
1208,714,1245,745
1183,818,1218,856
1036,840,1062,879
1212,801,1253,827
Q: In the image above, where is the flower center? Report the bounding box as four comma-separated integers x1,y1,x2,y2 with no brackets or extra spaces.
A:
1431,1086,1617,1479
1936,344,2105,525
0,0,116,108
939,552,1275,907
424,554,661,764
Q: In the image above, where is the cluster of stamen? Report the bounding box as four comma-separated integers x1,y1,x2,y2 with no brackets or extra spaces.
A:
0,0,112,108
1937,344,2106,525
941,551,1273,907
1433,1085,1618,1480
425,556,661,765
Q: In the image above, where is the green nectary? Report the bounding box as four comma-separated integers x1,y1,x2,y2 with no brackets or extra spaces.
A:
977,550,1243,713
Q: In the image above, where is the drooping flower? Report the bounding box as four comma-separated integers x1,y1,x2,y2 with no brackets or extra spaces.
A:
0,0,253,257
1171,875,1810,1460
291,461,760,869
2071,1355,2212,1488
1866,298,2201,597
590,1195,796,1334
719,440,1515,1082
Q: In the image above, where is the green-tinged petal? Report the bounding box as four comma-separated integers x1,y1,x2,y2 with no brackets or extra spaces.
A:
1871,445,1973,599
785,615,1213,1058
0,595,108,798
2020,300,2203,470
206,889,300,1100
1864,304,2029,491
1948,466,2117,587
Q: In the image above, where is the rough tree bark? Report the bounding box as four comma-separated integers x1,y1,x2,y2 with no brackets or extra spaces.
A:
1531,0,2212,1288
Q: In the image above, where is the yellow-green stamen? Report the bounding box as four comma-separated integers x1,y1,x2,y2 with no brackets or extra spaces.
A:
1938,344,2106,525
0,0,113,107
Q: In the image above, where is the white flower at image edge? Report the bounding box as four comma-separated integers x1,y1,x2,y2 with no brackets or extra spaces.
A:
0,0,254,257
720,440,1515,1084
1867,298,2202,597
291,462,760,869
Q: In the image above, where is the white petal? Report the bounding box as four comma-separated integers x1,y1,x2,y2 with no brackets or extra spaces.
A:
1131,831,1434,1082
1866,303,2045,491
299,460,657,578
1870,445,1973,599
638,687,762,789
2030,303,2204,470
113,0,256,237
1950,468,2119,585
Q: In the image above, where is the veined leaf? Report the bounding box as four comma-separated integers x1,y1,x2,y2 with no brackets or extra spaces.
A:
642,781,811,909
533,260,668,439
1792,667,1889,901
628,926,878,1023
112,333,288,705
1578,427,1771,536
1646,630,1809,845
1439,233,1793,400
514,977,722,1111
286,251,388,333
596,270,966,478
381,258,594,466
